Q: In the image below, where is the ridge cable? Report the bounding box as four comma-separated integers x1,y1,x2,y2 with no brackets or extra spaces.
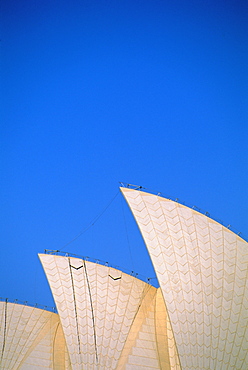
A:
68,259,81,355
83,260,98,365
61,190,120,250
121,196,134,270
0,299,7,365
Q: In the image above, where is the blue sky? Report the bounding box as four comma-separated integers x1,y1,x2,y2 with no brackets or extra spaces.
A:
1,0,247,308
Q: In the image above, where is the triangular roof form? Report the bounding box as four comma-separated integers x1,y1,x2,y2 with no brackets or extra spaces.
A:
0,302,70,369
39,254,179,369
121,187,248,370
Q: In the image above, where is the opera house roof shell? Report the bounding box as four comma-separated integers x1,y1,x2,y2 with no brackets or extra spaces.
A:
0,186,247,369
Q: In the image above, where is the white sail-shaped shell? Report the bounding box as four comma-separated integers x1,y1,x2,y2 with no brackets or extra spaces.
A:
39,254,179,369
0,302,70,369
121,187,248,370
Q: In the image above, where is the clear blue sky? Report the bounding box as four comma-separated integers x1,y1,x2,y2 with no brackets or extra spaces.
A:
1,0,247,308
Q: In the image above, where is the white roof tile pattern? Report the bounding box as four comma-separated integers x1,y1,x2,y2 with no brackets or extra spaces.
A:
0,302,69,369
121,187,248,370
39,254,178,369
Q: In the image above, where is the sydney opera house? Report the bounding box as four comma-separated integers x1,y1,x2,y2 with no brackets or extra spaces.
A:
1,185,247,369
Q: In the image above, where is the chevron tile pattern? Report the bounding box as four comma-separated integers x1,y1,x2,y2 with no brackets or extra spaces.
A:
121,187,248,370
40,254,175,370
0,302,69,369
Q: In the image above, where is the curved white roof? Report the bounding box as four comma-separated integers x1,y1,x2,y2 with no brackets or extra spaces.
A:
0,301,70,369
39,254,179,369
121,187,248,370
